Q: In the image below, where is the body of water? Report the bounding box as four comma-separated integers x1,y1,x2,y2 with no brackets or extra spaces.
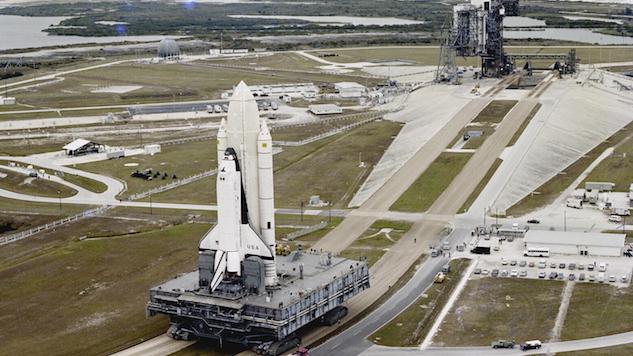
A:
505,28,633,45
0,15,170,51
562,15,624,24
504,16,546,28
228,15,424,26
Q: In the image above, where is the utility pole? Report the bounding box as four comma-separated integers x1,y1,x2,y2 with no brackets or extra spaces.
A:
328,201,332,223
57,191,62,214
564,210,567,232
300,201,304,222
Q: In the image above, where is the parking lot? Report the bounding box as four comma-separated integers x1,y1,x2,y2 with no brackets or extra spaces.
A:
457,234,633,287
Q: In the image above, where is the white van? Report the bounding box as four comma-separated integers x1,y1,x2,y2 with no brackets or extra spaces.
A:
609,215,623,223
598,262,607,272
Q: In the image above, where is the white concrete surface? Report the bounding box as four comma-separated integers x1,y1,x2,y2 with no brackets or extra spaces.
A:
483,75,633,214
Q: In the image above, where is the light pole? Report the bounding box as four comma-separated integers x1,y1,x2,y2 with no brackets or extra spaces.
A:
300,201,304,222
57,190,62,214
328,201,332,223
149,195,153,215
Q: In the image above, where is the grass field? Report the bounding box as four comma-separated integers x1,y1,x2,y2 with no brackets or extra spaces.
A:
0,213,61,236
561,284,633,341
339,220,412,267
308,46,633,66
211,52,322,72
60,172,109,193
460,158,503,213
370,258,471,347
12,61,369,110
78,139,217,199
433,278,564,346
0,168,77,198
507,121,633,216
582,131,633,192
432,278,564,346
0,196,92,216
0,220,212,356
274,120,402,208
390,152,473,212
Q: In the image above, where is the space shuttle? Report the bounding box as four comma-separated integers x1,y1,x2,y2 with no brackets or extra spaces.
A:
199,81,277,293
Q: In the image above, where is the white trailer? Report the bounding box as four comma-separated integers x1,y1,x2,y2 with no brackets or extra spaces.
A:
613,207,631,216
566,198,583,209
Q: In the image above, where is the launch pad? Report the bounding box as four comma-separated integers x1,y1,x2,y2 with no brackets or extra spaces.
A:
147,251,369,355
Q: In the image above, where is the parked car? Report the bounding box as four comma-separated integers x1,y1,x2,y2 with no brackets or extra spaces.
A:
538,271,546,279
568,273,576,281
520,270,528,277
588,264,595,271
431,249,440,257
538,260,547,269
491,340,515,349
519,260,527,267
491,269,499,277
528,261,535,268
549,272,558,279
589,274,596,282
621,275,628,283
501,270,508,277
557,272,565,280
598,263,607,272
578,263,585,270
521,340,542,351
481,269,490,275
598,273,605,283
579,273,585,281
510,270,518,277
609,275,616,283
527,219,540,224
559,263,566,269
550,262,557,268
502,258,508,265
442,264,451,273
568,263,576,270
510,260,517,266
474,268,482,275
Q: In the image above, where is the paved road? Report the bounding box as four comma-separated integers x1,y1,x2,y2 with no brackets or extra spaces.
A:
310,98,539,354
362,331,633,355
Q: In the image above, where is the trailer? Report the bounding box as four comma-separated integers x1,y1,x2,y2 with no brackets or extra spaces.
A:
566,198,583,209
106,150,125,159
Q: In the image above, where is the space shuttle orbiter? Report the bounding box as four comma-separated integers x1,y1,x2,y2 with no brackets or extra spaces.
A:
199,81,277,293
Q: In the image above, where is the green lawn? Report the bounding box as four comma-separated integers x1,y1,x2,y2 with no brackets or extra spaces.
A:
77,139,217,199
432,278,564,346
0,221,211,356
274,120,402,208
0,168,77,198
390,152,473,212
472,100,517,124
582,131,633,192
339,220,412,267
561,284,633,341
370,258,471,347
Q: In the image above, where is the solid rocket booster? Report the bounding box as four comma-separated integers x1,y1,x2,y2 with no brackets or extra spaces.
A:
200,81,277,292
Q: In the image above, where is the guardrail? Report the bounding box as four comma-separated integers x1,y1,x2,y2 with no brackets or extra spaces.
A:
0,205,111,246
127,169,217,201
286,221,328,241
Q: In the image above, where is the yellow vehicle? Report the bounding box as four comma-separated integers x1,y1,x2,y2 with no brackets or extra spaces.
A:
276,244,292,256
434,272,445,283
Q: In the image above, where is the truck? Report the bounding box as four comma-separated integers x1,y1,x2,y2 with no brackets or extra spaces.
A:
566,198,583,209
612,207,631,216
470,245,491,255
491,340,515,349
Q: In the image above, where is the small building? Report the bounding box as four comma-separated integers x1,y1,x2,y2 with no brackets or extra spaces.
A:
309,104,343,115
223,83,318,100
0,96,16,105
62,139,104,156
585,182,615,192
144,144,162,156
335,82,367,98
524,230,624,257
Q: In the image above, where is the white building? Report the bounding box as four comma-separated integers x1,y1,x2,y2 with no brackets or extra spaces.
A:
0,97,16,105
524,230,624,257
309,104,343,115
335,82,367,98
